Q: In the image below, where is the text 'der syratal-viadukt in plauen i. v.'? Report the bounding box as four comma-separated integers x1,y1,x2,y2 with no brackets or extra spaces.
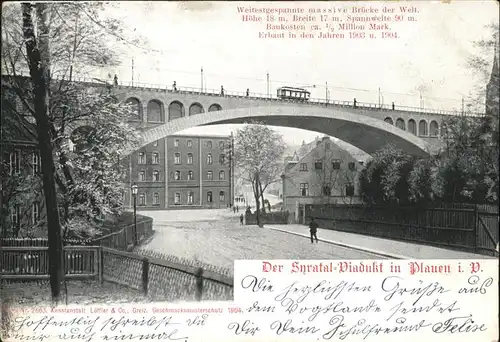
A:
230,260,497,341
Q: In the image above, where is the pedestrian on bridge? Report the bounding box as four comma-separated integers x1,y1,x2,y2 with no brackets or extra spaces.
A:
221,85,224,96
309,217,319,244
246,88,249,97
240,214,244,225
173,81,177,91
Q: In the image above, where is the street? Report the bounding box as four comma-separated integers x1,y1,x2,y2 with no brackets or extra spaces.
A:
137,209,384,271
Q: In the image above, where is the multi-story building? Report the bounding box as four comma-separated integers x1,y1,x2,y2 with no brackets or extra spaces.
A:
124,134,233,209
281,136,364,223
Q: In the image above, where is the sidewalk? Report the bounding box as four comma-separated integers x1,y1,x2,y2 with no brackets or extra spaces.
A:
267,224,494,259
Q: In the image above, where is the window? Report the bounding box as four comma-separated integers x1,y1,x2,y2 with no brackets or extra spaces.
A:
219,141,225,150
174,192,181,205
174,153,181,165
332,159,341,170
152,152,159,164
153,193,159,205
153,140,158,147
174,170,181,180
207,191,213,203
174,139,179,147
138,152,145,164
348,162,356,171
32,202,40,224
206,141,212,148
300,183,309,196
187,192,194,204
32,152,40,175
10,205,21,229
188,171,194,180
187,140,192,148
139,171,145,181
219,154,225,165
153,170,160,181
300,163,308,171
10,151,20,175
206,153,213,165
139,193,146,205
187,153,193,165
322,186,331,196
219,170,225,180
207,171,213,180
314,160,323,170
219,191,225,202
345,183,355,197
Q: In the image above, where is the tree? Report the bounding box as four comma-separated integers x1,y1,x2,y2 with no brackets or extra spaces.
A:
2,2,144,302
463,22,499,202
19,2,64,303
232,122,285,226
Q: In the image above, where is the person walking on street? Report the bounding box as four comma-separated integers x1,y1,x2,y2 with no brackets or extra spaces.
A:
309,217,319,243
240,214,244,225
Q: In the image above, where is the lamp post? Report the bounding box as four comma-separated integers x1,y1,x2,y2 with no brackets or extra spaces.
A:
131,183,138,246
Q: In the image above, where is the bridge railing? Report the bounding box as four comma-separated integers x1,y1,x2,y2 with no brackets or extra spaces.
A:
2,73,485,117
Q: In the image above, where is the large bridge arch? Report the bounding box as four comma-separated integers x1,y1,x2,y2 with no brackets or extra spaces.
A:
135,105,432,156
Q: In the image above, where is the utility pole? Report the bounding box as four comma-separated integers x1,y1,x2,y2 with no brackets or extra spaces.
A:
201,67,204,93
131,58,134,86
325,81,328,103
229,132,234,207
266,72,270,98
378,87,381,108
461,97,465,116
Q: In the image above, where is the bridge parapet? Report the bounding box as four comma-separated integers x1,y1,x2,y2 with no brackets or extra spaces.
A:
33,73,482,118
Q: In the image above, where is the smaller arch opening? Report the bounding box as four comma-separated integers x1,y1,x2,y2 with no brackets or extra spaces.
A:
419,120,428,136
208,104,222,112
147,100,165,122
189,103,205,116
429,121,439,136
169,101,185,121
384,117,393,125
395,118,406,130
408,119,417,135
125,97,142,119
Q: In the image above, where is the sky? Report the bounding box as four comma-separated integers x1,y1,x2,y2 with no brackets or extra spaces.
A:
91,1,498,148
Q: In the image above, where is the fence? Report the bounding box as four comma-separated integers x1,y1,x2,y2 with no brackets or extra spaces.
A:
0,246,100,281
102,248,233,301
305,204,499,256
0,217,154,252
92,217,154,251
0,245,233,301
245,211,290,225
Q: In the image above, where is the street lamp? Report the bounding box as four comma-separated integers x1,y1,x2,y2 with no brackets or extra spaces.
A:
131,183,138,246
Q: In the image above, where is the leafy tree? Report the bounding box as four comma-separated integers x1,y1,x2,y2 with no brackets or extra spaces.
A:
232,122,285,226
408,157,435,205
1,2,144,301
359,144,400,205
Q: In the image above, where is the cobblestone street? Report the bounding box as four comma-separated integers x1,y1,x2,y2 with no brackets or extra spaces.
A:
137,209,385,270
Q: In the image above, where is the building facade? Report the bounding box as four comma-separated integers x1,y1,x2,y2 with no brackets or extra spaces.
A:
281,136,363,223
124,134,233,209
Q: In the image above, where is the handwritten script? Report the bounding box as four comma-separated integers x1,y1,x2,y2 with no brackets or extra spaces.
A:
231,259,498,341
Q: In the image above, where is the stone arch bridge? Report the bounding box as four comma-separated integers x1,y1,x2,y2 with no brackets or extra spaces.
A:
83,81,482,155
